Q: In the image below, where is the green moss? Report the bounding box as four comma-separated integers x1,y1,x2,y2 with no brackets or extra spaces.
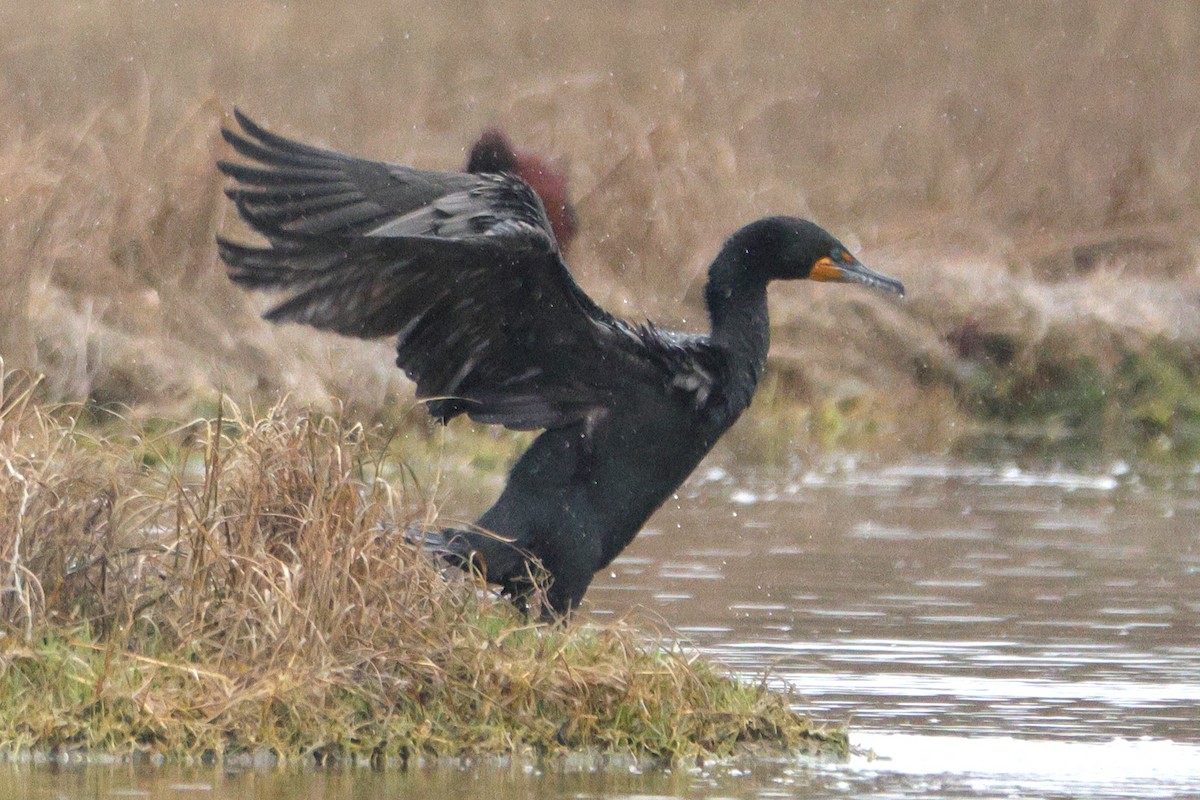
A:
0,621,845,764
960,336,1200,459
1113,339,1200,457
967,347,1106,429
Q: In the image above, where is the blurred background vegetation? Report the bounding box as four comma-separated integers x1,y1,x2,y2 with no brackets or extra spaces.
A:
2,0,1198,459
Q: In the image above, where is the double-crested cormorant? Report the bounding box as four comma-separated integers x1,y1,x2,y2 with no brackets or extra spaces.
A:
466,128,578,252
216,110,904,618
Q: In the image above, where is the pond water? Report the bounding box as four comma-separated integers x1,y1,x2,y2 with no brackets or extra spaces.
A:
588,458,1200,798
9,459,1200,799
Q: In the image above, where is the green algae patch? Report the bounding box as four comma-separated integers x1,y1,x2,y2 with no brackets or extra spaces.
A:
1112,340,1200,457
969,351,1106,430
948,333,1200,460
0,379,845,765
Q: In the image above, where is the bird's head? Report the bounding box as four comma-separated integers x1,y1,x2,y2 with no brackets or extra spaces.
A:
722,216,904,297
466,128,519,173
466,128,578,252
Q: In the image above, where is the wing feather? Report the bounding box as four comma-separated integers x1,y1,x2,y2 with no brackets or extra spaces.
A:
218,111,667,429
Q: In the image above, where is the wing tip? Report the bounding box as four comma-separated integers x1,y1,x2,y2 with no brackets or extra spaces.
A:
231,107,260,137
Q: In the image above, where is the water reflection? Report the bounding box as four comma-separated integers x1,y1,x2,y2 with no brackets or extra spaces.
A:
12,734,1200,800
846,733,1200,800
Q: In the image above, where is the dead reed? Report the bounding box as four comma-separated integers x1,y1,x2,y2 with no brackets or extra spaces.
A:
0,369,843,763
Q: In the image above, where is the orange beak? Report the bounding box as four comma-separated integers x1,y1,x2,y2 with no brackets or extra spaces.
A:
810,256,905,297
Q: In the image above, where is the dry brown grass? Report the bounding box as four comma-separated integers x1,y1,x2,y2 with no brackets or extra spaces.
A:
0,369,843,762
1,1,1198,450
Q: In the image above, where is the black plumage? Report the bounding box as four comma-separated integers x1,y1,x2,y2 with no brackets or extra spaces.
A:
217,110,905,617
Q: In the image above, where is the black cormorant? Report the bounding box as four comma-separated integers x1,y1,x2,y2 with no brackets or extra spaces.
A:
216,110,904,617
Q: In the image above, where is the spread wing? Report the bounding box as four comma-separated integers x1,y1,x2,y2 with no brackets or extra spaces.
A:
217,110,677,430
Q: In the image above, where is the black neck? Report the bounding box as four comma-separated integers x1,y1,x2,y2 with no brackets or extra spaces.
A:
704,252,770,412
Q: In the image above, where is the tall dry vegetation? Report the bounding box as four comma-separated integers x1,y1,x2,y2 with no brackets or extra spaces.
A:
0,1,1198,439
0,371,841,759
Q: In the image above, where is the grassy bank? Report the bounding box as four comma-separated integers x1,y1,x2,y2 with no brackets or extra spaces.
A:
0,374,845,764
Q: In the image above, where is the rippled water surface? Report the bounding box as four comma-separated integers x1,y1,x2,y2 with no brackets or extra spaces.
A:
589,459,1200,798
592,460,1200,746
10,459,1200,799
